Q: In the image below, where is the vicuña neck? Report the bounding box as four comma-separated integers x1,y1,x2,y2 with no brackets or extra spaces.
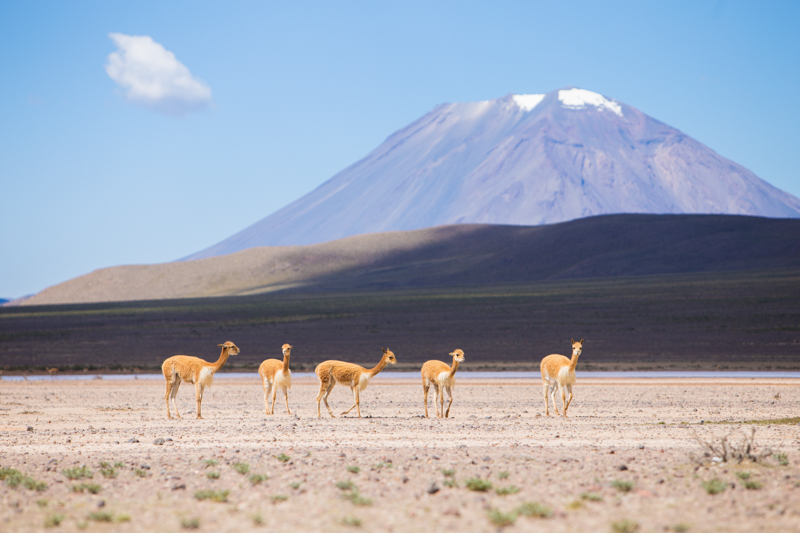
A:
282,352,291,373
367,354,390,378
210,347,231,372
569,352,580,371
449,358,461,378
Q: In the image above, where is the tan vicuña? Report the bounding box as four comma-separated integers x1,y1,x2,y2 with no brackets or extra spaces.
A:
540,339,583,417
162,341,239,419
315,348,396,418
258,344,293,415
421,349,464,418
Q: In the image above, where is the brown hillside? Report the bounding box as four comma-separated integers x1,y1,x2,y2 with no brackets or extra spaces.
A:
21,214,800,306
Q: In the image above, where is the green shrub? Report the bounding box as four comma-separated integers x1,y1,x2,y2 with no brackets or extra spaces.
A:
497,471,510,479
743,480,763,490
276,453,290,463
516,502,553,518
336,480,356,490
206,471,220,479
71,483,101,494
88,511,114,522
342,515,362,527
181,517,200,529
194,489,229,502
62,465,93,480
611,480,634,493
232,462,250,475
249,473,268,485
347,465,361,474
580,492,603,501
495,485,520,496
44,514,65,528
465,477,492,492
611,519,640,533
702,478,726,495
487,509,517,527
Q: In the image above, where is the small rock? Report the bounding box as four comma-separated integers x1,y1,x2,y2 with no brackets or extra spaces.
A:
127,438,139,443
427,482,440,494
26,426,33,432
153,438,165,445
443,507,461,517
141,464,150,470
638,445,645,449
482,456,491,462
166,438,173,442
402,476,409,483
617,465,628,471
699,420,705,425
113,441,119,444
97,500,105,508
171,483,186,490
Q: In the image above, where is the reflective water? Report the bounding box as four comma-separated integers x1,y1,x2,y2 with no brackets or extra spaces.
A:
2,370,799,381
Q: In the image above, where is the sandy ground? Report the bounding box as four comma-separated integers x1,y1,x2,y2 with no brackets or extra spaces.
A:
1,376,799,532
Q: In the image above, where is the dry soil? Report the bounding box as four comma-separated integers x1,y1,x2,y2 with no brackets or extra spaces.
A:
1,377,799,532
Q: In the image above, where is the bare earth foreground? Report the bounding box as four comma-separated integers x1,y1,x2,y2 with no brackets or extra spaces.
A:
1,377,799,532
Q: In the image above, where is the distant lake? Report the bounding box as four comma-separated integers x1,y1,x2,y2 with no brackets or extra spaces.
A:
3,371,799,381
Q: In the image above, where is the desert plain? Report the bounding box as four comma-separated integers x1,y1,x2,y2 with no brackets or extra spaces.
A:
1,376,799,532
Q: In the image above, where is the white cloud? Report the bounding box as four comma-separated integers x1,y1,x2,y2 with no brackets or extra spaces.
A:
105,33,213,116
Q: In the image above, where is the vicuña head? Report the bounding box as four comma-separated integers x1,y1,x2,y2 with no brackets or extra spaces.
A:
571,338,583,357
450,349,465,362
383,347,397,365
219,341,240,355
282,343,292,355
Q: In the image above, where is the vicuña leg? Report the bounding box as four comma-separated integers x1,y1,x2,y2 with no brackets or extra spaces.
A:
271,385,279,415
170,378,183,419
550,381,560,416
317,380,336,418
558,383,568,418
342,387,360,416
165,378,174,419
444,385,454,418
195,383,205,419
283,387,290,415
563,384,574,417
423,380,431,418
542,378,550,416
263,380,272,415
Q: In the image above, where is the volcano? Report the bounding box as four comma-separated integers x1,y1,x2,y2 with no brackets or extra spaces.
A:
188,87,800,260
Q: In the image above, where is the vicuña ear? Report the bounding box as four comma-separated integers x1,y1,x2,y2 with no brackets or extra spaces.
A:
580,339,584,344
218,344,225,347
571,338,574,344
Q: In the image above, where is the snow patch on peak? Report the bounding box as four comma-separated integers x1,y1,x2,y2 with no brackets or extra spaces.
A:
558,88,622,116
512,94,545,112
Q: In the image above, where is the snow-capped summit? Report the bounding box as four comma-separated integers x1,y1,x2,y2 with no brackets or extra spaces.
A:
186,87,800,260
557,88,623,116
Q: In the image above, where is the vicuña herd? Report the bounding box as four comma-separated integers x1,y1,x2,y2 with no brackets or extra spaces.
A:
161,339,585,420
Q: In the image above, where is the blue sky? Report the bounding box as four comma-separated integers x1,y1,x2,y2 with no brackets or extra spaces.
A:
1,1,799,299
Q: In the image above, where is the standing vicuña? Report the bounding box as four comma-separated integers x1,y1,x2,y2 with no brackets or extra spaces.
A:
258,344,293,415
421,349,465,418
315,348,396,418
540,338,583,417
162,341,240,419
